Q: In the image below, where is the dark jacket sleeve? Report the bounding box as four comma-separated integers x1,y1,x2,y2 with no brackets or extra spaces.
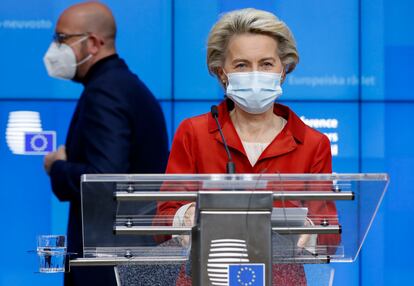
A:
50,160,89,201
50,86,132,202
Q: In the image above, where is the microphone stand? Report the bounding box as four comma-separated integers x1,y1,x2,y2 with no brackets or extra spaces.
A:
211,105,236,174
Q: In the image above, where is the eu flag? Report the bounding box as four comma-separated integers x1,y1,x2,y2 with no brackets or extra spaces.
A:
24,131,56,154
228,264,264,286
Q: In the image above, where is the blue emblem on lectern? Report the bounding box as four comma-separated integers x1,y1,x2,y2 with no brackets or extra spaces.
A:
228,264,264,286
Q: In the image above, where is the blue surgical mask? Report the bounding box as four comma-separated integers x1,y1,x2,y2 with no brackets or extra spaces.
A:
225,71,283,114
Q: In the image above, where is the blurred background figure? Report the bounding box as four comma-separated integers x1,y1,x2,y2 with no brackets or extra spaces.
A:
42,2,169,285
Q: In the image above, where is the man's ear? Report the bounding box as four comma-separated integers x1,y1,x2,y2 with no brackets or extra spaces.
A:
88,34,102,55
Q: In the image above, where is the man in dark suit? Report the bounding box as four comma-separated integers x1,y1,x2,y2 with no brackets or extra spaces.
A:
43,2,169,285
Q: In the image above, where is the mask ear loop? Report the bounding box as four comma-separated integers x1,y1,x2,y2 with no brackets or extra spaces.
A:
69,35,90,47
69,36,93,67
76,54,93,66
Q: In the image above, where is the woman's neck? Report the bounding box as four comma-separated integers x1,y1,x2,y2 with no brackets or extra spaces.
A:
230,105,284,143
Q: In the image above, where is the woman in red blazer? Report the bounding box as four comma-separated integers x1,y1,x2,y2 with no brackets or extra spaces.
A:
158,8,339,285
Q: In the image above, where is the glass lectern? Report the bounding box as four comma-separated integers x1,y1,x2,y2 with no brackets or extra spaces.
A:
69,173,389,286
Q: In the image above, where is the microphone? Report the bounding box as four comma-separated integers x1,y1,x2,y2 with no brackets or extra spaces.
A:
211,105,236,174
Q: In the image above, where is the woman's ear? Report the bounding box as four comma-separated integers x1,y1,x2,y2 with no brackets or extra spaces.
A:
281,67,286,84
217,67,227,86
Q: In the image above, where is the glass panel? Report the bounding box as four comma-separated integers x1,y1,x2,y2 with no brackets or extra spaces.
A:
80,173,389,277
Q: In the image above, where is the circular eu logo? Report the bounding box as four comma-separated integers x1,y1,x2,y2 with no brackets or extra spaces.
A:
237,266,256,285
30,134,48,151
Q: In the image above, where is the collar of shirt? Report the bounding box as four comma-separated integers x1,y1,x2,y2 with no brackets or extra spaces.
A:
81,53,121,86
208,100,306,161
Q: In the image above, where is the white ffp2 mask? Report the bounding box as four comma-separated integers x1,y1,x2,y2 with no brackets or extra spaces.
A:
226,71,283,114
43,36,92,80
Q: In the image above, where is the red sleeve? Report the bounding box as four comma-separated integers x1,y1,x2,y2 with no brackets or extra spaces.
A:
307,135,341,252
165,119,197,174
155,119,197,242
310,134,332,174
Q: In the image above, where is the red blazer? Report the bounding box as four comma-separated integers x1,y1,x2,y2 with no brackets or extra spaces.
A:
157,101,339,285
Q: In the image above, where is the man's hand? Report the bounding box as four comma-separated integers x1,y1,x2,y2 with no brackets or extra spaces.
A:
44,145,67,175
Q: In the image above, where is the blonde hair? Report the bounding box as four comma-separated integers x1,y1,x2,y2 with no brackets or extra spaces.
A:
207,8,299,78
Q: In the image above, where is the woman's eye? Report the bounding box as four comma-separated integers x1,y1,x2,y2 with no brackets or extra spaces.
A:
259,62,275,71
235,63,246,69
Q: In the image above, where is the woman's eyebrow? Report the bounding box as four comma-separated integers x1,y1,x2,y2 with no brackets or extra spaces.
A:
259,57,277,62
231,58,250,63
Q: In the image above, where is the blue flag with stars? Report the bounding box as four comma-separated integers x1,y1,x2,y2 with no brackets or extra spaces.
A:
228,264,264,286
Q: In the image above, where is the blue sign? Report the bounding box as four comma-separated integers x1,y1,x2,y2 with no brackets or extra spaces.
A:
24,131,56,154
228,264,264,286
